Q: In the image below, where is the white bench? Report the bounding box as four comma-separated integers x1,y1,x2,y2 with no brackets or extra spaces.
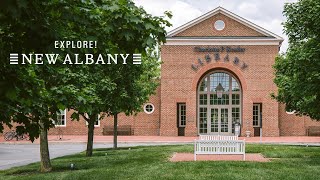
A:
194,138,245,161
199,135,238,141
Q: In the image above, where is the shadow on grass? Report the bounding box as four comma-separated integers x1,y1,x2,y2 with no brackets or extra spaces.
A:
2,144,319,179
2,165,80,177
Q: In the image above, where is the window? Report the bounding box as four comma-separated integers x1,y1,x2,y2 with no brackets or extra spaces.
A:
94,117,100,126
85,114,100,127
199,94,207,105
232,107,240,133
144,103,155,114
198,71,241,134
253,104,262,127
199,107,207,133
178,103,186,127
55,109,66,127
214,20,225,31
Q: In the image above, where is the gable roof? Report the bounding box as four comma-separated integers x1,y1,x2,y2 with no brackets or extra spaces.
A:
167,6,283,41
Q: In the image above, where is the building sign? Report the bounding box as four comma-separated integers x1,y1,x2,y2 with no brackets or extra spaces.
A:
191,46,248,72
194,46,245,53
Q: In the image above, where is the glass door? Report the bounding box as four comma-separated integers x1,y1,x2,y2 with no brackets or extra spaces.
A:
209,107,231,134
220,108,230,134
210,108,219,133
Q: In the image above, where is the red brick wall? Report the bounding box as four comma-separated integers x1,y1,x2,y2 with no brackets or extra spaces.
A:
160,44,280,137
175,13,265,37
279,104,320,136
48,87,161,136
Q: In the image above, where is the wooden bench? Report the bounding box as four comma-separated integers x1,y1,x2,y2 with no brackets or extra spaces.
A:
103,125,132,136
307,126,320,136
194,136,245,161
199,135,238,141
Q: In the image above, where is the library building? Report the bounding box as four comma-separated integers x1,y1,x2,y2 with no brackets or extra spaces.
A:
48,7,320,137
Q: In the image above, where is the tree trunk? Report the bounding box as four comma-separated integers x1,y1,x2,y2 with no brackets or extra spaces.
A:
40,124,52,172
86,115,95,157
113,113,118,149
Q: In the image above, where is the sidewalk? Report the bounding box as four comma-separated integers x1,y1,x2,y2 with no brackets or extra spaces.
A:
1,135,320,145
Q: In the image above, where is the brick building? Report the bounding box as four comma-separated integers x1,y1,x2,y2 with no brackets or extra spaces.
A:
46,7,320,137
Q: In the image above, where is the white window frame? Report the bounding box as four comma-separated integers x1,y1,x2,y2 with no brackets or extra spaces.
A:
253,104,261,127
286,110,296,115
197,70,242,135
178,103,186,127
214,20,225,31
144,103,155,114
85,114,100,127
55,109,67,127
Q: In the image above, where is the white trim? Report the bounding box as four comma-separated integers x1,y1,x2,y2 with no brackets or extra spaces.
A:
198,70,242,135
164,38,282,46
95,114,100,127
85,114,101,127
167,6,283,41
144,103,155,114
253,104,261,127
178,103,186,127
214,20,225,31
55,109,67,127
286,110,296,115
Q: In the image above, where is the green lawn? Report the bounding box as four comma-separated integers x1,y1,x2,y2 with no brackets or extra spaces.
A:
1,144,320,180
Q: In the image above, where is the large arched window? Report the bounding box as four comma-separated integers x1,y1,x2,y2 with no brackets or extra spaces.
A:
198,71,241,135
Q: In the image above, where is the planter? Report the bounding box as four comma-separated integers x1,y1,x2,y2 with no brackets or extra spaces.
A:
245,130,251,138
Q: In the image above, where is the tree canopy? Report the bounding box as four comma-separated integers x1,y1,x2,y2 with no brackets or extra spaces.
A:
0,0,171,170
273,0,320,120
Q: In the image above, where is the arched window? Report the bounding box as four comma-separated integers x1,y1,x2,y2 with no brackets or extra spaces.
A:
198,71,241,135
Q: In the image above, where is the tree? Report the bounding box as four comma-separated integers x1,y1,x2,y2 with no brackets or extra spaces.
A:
68,0,171,152
1,0,171,166
98,0,171,149
0,0,105,171
273,0,320,120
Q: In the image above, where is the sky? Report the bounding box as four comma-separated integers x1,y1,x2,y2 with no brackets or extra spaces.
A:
134,0,298,52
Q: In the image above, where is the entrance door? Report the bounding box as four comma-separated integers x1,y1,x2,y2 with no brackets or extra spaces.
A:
210,107,231,134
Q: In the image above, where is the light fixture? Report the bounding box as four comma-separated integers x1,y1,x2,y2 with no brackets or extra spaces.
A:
215,83,224,98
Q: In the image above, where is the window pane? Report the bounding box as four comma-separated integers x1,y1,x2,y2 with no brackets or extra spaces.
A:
211,108,218,132
221,108,228,132
232,78,240,91
56,109,66,126
210,73,230,92
232,107,240,133
212,94,229,105
179,104,186,127
199,94,207,105
199,77,208,92
232,94,240,105
199,108,207,133
253,104,260,127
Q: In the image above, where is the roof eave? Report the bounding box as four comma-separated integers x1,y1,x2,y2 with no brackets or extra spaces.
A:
167,7,284,41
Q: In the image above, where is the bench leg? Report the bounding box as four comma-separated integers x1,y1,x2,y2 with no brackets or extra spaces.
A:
194,141,197,161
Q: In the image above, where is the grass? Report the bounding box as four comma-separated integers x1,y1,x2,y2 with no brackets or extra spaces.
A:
1,144,320,180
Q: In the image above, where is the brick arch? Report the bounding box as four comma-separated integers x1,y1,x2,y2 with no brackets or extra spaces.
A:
191,62,247,91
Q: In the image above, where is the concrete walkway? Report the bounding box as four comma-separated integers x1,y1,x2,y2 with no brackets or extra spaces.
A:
0,142,183,170
1,135,320,145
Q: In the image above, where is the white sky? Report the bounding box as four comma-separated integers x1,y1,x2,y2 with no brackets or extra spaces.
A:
134,0,298,52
